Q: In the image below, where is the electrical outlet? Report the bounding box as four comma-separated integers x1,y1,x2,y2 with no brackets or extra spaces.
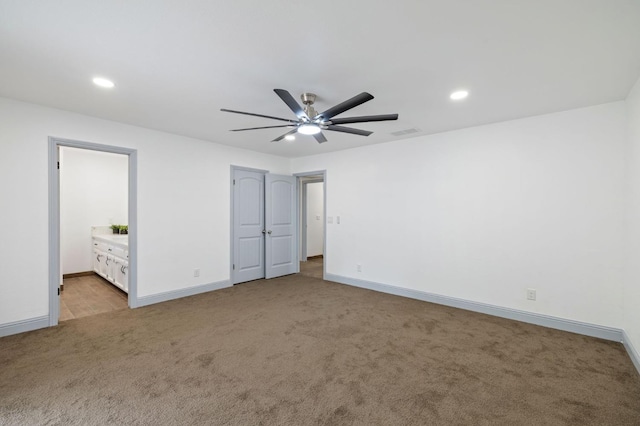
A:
194,268,200,278
357,264,362,272
336,216,340,224
526,288,536,301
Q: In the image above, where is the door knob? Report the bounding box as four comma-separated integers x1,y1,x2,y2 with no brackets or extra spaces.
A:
262,229,266,234
267,230,272,235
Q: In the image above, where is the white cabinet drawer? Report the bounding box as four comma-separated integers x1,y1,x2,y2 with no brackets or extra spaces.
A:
92,241,109,252
109,245,127,259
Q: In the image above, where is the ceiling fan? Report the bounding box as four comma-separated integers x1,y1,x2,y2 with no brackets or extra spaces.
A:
221,89,399,143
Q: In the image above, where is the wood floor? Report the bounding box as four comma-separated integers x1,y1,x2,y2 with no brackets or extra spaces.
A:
59,274,128,321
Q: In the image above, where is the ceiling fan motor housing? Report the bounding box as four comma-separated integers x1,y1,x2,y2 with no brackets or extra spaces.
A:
300,93,318,119
300,92,316,105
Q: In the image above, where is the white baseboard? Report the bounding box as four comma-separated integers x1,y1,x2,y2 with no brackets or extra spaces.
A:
0,315,49,338
622,330,640,376
135,280,231,308
325,273,623,342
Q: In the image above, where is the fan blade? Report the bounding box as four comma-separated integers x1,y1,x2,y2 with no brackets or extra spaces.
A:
313,132,328,144
272,128,298,142
325,125,373,137
221,108,297,123
316,92,374,120
230,125,294,132
274,89,309,120
329,114,398,125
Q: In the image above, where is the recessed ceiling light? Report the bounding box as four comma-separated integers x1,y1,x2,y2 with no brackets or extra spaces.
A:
450,90,469,100
298,124,321,135
285,134,295,141
92,77,115,88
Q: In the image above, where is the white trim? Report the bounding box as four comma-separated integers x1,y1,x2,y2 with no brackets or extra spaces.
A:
127,150,139,308
325,273,623,342
622,330,640,375
300,181,308,262
0,316,49,338
48,139,60,325
136,280,231,308
49,137,138,326
294,170,327,280
299,178,324,262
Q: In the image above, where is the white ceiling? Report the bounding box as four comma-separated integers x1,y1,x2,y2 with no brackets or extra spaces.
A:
1,1,640,158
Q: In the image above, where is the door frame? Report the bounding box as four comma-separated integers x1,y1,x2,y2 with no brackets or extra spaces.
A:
229,165,268,284
294,170,327,280
299,177,324,262
48,137,138,327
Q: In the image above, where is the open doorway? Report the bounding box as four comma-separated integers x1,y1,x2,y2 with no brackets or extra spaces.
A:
48,138,138,327
296,171,326,280
58,146,129,321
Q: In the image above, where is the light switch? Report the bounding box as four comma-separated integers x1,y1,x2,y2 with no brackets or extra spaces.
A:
316,215,320,220
336,216,340,224
328,216,333,224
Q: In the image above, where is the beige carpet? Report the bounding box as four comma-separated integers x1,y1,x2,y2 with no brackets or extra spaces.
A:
1,273,639,425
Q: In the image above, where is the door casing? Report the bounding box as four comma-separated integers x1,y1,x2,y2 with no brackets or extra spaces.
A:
294,170,327,280
48,137,138,327
299,177,324,262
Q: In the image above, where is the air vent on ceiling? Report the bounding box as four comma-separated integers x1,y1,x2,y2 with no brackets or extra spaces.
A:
391,128,420,136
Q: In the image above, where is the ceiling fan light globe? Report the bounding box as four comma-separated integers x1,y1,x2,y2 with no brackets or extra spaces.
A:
298,124,322,135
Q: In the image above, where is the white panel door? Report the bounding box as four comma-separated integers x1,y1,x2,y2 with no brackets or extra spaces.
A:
265,173,297,279
233,169,265,284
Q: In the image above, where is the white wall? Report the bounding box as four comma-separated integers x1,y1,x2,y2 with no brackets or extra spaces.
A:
0,93,635,345
0,97,290,325
293,102,627,328
60,147,128,274
624,76,640,358
306,182,324,257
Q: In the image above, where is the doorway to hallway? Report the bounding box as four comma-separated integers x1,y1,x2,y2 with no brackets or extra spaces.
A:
296,170,326,280
299,256,323,279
